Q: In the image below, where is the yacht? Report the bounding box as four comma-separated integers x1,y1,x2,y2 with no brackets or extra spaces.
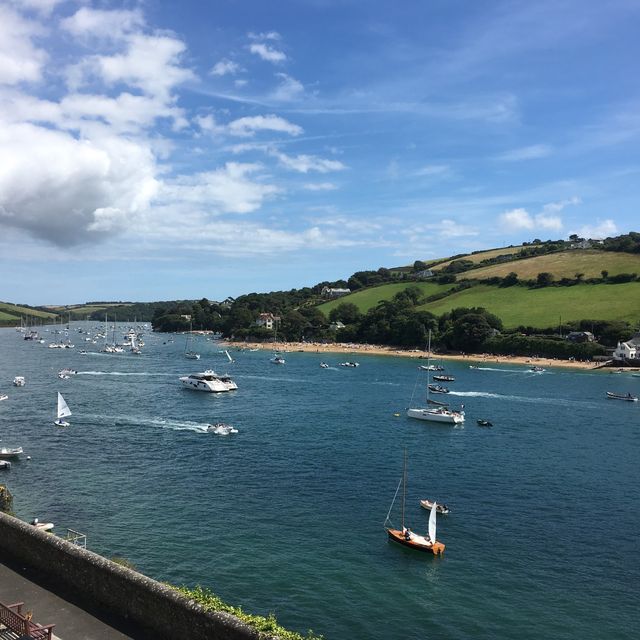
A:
180,370,237,393
13,376,25,387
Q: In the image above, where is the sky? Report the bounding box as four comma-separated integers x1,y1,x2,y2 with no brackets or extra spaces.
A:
0,0,639,305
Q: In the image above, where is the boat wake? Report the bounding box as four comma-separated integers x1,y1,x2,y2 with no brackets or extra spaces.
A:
77,371,174,376
113,416,212,433
449,390,593,407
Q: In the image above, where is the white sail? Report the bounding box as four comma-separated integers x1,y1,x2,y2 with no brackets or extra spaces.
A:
428,502,437,543
57,392,72,419
225,350,233,362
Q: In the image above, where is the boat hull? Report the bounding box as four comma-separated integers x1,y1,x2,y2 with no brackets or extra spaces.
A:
387,529,445,555
407,408,464,424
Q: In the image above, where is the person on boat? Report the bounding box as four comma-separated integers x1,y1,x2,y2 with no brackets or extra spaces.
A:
31,518,39,526
404,527,412,541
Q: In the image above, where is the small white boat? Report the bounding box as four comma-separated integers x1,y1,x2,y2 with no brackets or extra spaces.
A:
55,392,72,426
13,376,26,387
420,499,450,514
31,519,54,532
59,368,77,376
0,460,11,470
0,447,23,458
271,354,286,365
339,361,359,367
529,366,545,373
0,394,8,402
207,422,238,435
320,362,329,368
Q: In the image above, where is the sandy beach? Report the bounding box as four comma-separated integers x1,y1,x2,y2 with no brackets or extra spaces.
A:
223,340,626,371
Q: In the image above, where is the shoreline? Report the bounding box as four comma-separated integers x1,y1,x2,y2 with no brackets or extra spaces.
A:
223,340,631,371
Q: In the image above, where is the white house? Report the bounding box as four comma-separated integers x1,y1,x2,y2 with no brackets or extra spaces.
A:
321,287,351,298
255,313,280,330
613,332,640,361
414,269,435,279
330,321,346,331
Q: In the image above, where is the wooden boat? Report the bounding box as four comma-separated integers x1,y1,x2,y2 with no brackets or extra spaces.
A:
419,499,450,514
384,451,445,556
432,374,455,382
606,391,638,402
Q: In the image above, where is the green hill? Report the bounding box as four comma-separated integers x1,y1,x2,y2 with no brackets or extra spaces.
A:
469,249,640,280
318,281,455,315
417,282,640,329
0,302,58,323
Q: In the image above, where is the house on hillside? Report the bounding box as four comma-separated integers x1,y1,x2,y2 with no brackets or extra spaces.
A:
254,313,280,330
329,321,346,331
613,332,640,362
566,331,595,343
569,240,592,249
220,297,235,308
321,287,351,298
414,269,435,279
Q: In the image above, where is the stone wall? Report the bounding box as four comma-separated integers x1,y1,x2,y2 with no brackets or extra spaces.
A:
0,512,267,640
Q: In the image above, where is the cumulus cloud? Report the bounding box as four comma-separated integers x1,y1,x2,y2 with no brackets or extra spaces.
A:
211,58,241,76
0,6,47,85
271,73,304,101
60,7,144,40
574,219,617,239
227,114,303,137
249,43,286,63
542,196,581,213
500,207,562,231
271,150,347,173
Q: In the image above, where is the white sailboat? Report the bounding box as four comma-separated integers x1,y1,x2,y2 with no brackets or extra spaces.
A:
185,322,200,360
224,350,234,363
407,331,464,424
55,392,72,427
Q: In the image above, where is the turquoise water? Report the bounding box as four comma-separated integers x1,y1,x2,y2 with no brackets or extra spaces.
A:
1,325,639,639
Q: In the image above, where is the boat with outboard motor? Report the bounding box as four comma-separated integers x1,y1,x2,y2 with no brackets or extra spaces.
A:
477,419,493,427
207,422,238,435
428,384,449,394
0,447,23,459
12,376,25,387
420,499,450,515
606,391,638,402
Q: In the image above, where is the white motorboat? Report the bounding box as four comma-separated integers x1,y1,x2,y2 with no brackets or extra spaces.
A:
320,362,329,368
55,392,72,427
13,376,25,387
420,499,450,514
0,447,23,458
0,394,8,402
207,422,238,435
59,368,77,376
339,361,359,367
0,460,11,470
180,370,237,393
31,519,54,532
270,354,286,365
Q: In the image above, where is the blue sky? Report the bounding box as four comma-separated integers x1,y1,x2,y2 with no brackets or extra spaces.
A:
0,0,638,305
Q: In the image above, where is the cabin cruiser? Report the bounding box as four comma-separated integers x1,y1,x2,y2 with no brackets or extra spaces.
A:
180,370,237,393
0,446,23,458
13,376,25,387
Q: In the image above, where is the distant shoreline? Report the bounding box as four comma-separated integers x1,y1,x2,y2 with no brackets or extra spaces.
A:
223,340,631,371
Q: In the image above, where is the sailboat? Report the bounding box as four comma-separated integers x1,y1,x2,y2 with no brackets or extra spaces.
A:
224,350,234,363
270,326,285,364
185,322,200,360
55,392,72,427
384,451,445,555
407,331,464,424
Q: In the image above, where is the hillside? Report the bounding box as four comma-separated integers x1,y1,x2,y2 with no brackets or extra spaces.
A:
0,302,58,324
417,282,640,329
468,249,640,280
432,245,525,271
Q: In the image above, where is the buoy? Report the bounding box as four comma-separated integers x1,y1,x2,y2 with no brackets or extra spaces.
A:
27,456,31,460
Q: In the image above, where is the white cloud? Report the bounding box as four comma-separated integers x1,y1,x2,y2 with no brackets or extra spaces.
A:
227,114,303,137
0,6,47,85
496,144,552,161
60,8,144,40
500,207,562,231
249,43,286,63
303,182,338,191
415,164,450,176
542,196,581,213
248,31,281,41
271,73,304,101
271,150,347,173
211,58,240,76
10,0,62,16
574,219,617,239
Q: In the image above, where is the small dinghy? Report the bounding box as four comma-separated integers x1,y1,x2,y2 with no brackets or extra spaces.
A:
428,384,449,394
420,499,450,514
31,518,54,532
477,419,493,427
55,392,72,426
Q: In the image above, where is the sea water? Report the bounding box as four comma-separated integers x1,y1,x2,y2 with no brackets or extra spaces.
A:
0,326,638,639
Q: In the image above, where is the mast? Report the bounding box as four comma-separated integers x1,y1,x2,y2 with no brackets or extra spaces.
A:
426,329,432,404
402,449,407,530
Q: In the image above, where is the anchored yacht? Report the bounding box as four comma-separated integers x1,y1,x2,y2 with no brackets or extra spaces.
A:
179,370,237,393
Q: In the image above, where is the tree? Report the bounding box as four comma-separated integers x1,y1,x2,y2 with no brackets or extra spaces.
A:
413,260,427,272
501,272,519,287
448,313,494,351
328,302,362,324
601,270,609,280
536,272,555,287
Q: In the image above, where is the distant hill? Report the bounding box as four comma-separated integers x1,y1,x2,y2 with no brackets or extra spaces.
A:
0,302,58,325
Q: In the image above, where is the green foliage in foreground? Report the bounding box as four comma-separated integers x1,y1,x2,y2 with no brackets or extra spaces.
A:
173,585,323,640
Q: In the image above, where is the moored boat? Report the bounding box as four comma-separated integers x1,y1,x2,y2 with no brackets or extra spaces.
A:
0,447,23,459
606,391,638,402
13,376,25,387
420,499,450,514
432,374,455,382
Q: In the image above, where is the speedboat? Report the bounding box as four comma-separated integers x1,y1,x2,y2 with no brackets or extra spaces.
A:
0,460,11,470
180,370,236,393
420,499,450,514
428,384,449,394
0,447,23,459
59,369,77,376
58,373,70,380
530,366,545,373
419,364,445,371
320,362,329,368
606,391,638,402
12,376,25,387
270,354,286,365
432,374,455,382
477,419,493,427
207,423,238,435
339,362,359,367
0,394,8,402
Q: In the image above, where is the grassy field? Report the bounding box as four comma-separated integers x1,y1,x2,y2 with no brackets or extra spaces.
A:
318,281,455,315
469,250,640,281
416,282,640,328
432,245,525,271
0,303,58,320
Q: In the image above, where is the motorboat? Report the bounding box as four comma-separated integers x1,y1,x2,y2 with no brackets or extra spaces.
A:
59,368,77,376
529,366,545,373
320,362,329,368
0,460,11,470
207,423,238,435
477,419,493,427
180,370,236,392
420,499,450,514
0,447,23,458
58,373,70,379
432,374,455,382
419,364,444,371
339,361,359,367
0,394,8,402
606,391,638,402
12,376,25,387
428,384,449,394
31,519,54,532
270,354,286,365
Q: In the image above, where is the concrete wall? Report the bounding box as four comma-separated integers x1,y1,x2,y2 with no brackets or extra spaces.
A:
0,512,269,640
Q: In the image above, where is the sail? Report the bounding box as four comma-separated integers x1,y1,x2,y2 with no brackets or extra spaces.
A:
57,392,72,419
225,350,233,362
428,502,437,542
